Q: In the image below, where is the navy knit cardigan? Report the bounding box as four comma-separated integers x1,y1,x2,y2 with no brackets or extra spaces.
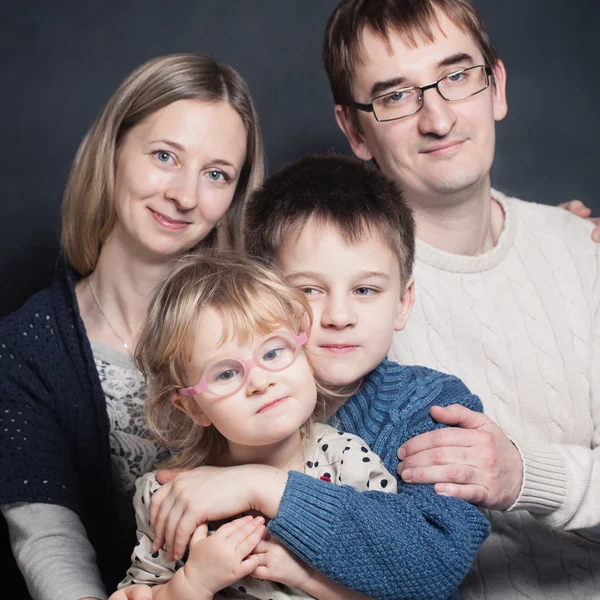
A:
0,263,489,600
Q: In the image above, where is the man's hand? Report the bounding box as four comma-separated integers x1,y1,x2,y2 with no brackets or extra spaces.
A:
107,586,153,600
397,404,523,510
251,532,314,589
151,464,288,561
559,199,600,242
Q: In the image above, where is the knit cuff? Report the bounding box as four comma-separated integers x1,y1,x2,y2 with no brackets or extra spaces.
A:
506,442,567,515
267,471,347,563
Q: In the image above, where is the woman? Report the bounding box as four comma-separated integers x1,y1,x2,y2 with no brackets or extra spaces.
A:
0,53,263,600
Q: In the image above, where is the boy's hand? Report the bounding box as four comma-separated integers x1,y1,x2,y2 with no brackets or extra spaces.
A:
181,516,265,596
397,404,523,510
559,199,600,242
251,533,314,589
108,586,153,600
151,464,288,561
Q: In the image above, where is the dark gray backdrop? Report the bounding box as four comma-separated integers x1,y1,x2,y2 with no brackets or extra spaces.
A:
2,0,599,317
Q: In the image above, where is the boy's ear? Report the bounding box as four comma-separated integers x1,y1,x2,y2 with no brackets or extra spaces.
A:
334,105,374,161
172,394,212,428
394,277,415,332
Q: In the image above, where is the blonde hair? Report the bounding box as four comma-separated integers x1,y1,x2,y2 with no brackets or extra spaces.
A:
135,251,322,469
61,53,264,275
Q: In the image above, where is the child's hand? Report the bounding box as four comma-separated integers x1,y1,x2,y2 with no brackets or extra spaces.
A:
181,515,265,595
250,533,314,590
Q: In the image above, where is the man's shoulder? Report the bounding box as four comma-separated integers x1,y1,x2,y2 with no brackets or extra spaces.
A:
496,189,596,249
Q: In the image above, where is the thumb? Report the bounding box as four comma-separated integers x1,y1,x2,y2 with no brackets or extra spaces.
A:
191,522,209,543
430,404,488,429
155,469,182,485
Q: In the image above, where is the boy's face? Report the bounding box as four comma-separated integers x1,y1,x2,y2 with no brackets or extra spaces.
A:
276,219,414,387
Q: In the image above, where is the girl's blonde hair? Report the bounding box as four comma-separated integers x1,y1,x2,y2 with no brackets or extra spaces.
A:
61,53,264,275
135,251,321,469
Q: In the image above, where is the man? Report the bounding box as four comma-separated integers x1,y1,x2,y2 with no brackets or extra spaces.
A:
323,1,599,598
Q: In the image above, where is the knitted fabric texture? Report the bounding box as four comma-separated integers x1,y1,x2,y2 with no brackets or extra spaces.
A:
268,359,490,600
390,191,600,599
0,262,135,594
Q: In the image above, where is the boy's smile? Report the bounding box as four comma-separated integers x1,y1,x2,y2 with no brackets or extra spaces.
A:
276,218,414,387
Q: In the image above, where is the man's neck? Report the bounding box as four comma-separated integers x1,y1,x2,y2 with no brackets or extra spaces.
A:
408,184,504,256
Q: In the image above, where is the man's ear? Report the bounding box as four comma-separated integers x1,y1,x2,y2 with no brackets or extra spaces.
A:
394,277,415,332
334,105,374,161
491,59,508,122
172,394,212,427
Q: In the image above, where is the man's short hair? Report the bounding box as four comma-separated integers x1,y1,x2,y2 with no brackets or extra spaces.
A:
323,0,499,108
243,154,415,287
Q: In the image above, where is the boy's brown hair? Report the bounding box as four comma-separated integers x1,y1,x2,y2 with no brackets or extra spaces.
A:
323,0,499,110
243,154,415,287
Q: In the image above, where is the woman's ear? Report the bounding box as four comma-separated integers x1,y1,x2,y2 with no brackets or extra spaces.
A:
172,394,212,427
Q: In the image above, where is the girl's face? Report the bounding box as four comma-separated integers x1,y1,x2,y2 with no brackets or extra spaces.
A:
109,98,247,261
179,307,317,450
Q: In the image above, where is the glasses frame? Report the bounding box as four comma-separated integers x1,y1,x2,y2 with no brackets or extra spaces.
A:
352,65,493,123
178,331,309,397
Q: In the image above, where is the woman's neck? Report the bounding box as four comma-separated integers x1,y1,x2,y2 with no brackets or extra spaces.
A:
223,430,306,473
76,236,175,351
409,184,505,256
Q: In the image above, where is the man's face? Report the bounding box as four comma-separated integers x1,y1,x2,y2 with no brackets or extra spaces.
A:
337,12,507,203
276,219,413,387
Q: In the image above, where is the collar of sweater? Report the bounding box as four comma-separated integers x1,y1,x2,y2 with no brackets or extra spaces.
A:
415,189,517,274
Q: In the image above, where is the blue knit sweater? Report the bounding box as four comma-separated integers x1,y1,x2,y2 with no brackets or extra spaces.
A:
268,360,490,600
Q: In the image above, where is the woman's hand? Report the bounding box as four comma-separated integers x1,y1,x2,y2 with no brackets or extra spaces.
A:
180,516,265,597
251,532,314,589
559,199,600,242
107,585,153,600
151,464,288,561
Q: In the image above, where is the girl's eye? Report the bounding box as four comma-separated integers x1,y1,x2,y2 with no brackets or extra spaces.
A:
207,170,228,182
263,347,284,362
154,151,173,163
217,369,238,382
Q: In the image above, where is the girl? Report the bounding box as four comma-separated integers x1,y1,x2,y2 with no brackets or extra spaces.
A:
119,251,397,599
0,53,263,600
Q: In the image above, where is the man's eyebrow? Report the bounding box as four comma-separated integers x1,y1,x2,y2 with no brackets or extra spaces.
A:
437,52,475,69
369,53,475,98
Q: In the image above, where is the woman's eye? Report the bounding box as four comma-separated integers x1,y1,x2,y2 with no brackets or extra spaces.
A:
155,151,172,163
207,170,228,182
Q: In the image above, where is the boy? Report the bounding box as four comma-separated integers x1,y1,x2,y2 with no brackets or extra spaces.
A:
123,154,489,600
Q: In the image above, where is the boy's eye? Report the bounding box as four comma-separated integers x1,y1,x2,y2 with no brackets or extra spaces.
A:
301,287,319,296
355,287,376,296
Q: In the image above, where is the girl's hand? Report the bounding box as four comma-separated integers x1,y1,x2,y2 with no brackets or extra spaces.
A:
107,585,153,600
181,516,265,595
251,533,314,589
151,464,288,561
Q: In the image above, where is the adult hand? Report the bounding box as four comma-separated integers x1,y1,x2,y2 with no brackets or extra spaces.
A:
151,464,288,561
251,532,314,589
107,585,153,600
181,516,265,597
397,404,523,510
559,199,600,242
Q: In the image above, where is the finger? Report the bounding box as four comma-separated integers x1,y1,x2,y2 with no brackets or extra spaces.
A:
235,523,266,558
237,554,260,579
172,510,206,562
213,515,255,538
155,469,182,485
397,445,475,472
398,425,483,460
151,490,177,552
434,482,489,505
149,481,170,533
591,219,600,243
559,199,591,217
400,463,480,486
250,565,270,580
163,503,187,561
226,517,265,547
190,522,209,545
429,404,490,429
252,539,271,554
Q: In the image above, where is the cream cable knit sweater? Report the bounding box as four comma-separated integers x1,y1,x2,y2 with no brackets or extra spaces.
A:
389,190,600,599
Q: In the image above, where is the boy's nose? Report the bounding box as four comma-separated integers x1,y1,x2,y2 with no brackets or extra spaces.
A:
321,297,357,329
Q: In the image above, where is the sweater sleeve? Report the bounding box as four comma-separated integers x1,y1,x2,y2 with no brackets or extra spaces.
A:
507,241,600,536
268,370,490,600
1,502,106,600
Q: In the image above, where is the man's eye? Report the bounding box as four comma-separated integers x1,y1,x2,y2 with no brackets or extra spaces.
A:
446,71,466,83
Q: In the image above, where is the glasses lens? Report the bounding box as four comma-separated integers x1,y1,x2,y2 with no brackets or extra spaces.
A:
373,87,421,121
439,66,488,101
205,359,245,396
257,334,297,372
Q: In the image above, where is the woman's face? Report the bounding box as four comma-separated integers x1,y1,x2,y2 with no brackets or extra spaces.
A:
110,98,247,260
